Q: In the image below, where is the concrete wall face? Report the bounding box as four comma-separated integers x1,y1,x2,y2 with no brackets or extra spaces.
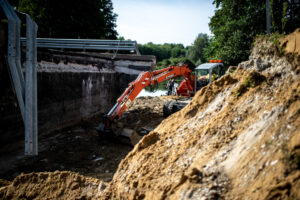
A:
0,48,155,145
37,71,118,134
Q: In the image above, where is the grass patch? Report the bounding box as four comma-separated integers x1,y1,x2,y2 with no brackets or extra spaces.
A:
244,76,255,88
255,32,285,45
234,71,266,98
254,32,287,56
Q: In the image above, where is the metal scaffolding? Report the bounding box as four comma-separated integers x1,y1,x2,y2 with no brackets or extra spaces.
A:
0,0,38,155
20,38,141,55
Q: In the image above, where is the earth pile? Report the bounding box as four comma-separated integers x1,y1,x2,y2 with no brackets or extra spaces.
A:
119,95,179,132
101,29,300,199
0,171,106,199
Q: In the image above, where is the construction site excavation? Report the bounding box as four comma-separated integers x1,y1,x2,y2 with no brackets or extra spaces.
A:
1,1,300,200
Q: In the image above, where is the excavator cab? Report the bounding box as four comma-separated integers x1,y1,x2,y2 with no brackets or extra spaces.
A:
194,61,224,92
164,61,225,118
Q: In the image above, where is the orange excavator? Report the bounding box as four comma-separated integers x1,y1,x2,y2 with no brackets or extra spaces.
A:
96,63,195,139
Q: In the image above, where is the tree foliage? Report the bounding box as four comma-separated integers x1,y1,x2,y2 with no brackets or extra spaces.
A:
208,0,300,66
156,57,195,70
138,43,187,62
17,0,118,39
138,43,197,71
208,0,266,66
186,33,209,65
270,0,300,33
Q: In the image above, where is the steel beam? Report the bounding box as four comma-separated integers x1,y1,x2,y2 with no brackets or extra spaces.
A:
266,0,271,34
20,38,140,54
24,13,38,155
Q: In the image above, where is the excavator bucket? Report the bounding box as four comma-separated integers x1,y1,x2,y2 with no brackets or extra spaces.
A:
129,130,143,146
97,121,145,146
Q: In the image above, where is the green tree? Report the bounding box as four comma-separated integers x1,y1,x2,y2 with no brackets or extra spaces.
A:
270,0,300,33
187,33,209,64
17,0,118,39
171,44,185,58
208,0,266,66
138,43,187,62
117,36,125,40
156,57,195,70
208,0,300,66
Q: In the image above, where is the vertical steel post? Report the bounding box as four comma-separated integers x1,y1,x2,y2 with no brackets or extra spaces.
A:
135,42,141,55
24,14,38,155
32,19,38,155
1,0,38,156
266,0,271,34
24,16,33,155
25,15,33,155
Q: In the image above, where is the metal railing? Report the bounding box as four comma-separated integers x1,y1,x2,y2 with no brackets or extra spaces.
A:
20,38,141,55
1,0,38,156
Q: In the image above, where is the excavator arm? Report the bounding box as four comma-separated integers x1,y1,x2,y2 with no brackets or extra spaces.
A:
97,64,194,137
108,64,194,121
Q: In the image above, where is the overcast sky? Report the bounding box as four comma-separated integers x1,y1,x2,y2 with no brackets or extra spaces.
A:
111,0,216,46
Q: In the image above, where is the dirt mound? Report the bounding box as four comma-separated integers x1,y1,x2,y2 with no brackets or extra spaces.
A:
0,171,106,199
280,28,300,70
119,95,186,132
100,29,300,199
280,28,300,56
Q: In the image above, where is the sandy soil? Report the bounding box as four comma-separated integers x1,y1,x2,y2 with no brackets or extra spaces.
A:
0,171,106,199
120,95,185,132
101,29,300,200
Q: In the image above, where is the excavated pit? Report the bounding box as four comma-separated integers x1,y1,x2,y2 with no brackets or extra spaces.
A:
0,95,174,191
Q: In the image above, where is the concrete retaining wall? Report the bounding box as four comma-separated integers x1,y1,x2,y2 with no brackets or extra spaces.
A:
0,38,155,144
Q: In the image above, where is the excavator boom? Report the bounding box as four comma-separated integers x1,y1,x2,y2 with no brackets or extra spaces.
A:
97,64,194,141
107,64,194,121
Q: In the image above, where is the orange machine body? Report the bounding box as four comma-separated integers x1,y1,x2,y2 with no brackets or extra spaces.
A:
107,64,195,121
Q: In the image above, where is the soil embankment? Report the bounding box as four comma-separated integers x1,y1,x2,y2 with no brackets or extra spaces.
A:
101,29,300,199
